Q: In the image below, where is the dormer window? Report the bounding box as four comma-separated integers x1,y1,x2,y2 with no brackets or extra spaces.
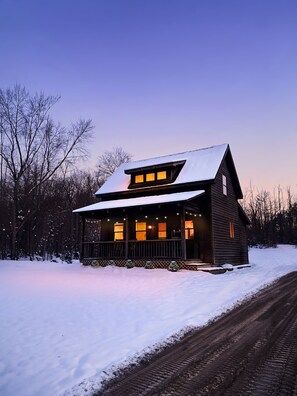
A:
146,173,155,182
126,160,186,189
157,171,167,180
135,174,144,183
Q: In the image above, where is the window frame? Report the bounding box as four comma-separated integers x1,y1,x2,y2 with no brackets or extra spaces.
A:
222,174,227,196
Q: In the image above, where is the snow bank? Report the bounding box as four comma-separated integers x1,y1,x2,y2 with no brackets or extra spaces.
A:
0,245,296,396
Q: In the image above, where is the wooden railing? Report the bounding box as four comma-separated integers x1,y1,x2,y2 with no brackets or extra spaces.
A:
83,241,125,259
82,239,182,259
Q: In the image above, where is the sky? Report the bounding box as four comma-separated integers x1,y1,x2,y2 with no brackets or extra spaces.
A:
0,0,296,194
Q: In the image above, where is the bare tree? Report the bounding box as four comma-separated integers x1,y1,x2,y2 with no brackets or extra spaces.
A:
96,147,132,185
0,85,93,259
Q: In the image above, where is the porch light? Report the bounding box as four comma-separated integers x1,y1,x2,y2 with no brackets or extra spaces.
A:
164,216,167,219
135,220,138,222
148,225,153,230
145,215,148,219
199,214,202,217
176,212,179,216
194,214,197,217
123,218,126,221
156,217,159,220
107,219,110,222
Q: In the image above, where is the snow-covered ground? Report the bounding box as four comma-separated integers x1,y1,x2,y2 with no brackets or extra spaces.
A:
0,245,297,396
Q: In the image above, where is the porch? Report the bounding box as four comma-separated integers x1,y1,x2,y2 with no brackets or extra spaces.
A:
82,239,183,259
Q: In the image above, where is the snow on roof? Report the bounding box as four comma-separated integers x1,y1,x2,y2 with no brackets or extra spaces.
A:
73,190,205,213
96,144,228,195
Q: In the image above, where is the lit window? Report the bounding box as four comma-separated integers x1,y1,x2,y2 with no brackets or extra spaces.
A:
222,174,227,195
157,171,167,180
158,222,167,239
185,220,194,239
136,222,146,240
146,173,155,182
135,174,144,183
230,222,235,239
114,223,124,241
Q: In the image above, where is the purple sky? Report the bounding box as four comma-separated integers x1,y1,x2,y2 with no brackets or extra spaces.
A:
1,0,296,194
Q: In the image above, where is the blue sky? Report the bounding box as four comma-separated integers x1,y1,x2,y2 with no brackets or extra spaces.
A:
1,0,296,193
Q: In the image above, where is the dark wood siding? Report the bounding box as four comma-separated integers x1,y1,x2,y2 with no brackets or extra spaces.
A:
211,158,249,264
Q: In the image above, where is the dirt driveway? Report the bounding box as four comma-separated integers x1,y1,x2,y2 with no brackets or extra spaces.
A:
96,271,297,396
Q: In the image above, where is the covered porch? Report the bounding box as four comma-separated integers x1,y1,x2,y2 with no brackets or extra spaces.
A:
75,190,208,263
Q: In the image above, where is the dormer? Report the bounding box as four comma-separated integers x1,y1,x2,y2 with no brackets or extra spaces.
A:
125,160,186,189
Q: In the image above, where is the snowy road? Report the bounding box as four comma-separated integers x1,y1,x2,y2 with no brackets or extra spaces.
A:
97,271,297,395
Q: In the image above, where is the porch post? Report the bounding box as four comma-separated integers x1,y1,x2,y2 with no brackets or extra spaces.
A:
180,207,186,260
81,216,85,260
125,215,129,259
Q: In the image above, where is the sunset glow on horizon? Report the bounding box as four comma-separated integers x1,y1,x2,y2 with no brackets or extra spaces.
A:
1,0,296,194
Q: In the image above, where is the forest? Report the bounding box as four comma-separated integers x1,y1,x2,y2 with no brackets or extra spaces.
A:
1,86,296,260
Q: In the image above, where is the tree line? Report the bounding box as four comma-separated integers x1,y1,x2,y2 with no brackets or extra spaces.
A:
0,85,296,260
243,187,297,247
0,85,131,260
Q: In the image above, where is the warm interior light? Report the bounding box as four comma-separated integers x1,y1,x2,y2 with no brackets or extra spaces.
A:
136,222,146,240
158,222,167,239
146,173,155,182
135,174,144,183
157,171,167,180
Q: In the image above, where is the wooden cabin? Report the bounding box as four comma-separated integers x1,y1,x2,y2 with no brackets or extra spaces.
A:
74,144,249,268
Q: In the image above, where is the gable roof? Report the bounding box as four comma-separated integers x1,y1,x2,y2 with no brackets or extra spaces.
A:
96,143,230,196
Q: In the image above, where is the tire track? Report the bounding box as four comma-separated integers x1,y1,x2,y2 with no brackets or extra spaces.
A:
95,272,297,396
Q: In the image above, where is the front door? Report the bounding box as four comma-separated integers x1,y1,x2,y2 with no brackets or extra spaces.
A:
185,219,199,259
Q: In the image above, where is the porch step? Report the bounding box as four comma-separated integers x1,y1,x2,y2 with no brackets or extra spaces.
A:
185,262,251,274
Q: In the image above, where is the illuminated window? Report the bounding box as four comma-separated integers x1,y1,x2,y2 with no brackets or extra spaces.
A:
157,171,167,180
135,174,144,183
146,173,155,182
158,222,167,239
222,174,227,195
230,222,235,239
136,222,146,240
114,223,124,241
185,220,194,239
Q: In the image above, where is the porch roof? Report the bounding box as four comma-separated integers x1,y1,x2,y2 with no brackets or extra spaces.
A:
73,190,205,214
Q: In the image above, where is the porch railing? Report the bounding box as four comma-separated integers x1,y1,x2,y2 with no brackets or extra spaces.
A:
82,239,182,259
83,241,125,259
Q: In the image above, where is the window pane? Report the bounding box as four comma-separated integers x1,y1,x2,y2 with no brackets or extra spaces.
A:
146,173,155,182
158,222,167,239
136,222,146,231
114,223,124,241
157,171,167,180
185,220,194,239
222,174,227,195
230,222,235,238
135,174,144,183
136,231,146,240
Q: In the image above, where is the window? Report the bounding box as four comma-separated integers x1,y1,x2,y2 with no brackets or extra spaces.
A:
230,222,235,239
222,174,227,195
185,220,194,239
158,222,167,239
146,173,155,182
135,174,144,183
114,223,124,241
157,171,167,180
136,222,146,240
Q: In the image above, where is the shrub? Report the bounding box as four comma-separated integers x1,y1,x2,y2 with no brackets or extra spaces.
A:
90,260,99,267
168,261,179,272
145,261,154,269
125,259,134,269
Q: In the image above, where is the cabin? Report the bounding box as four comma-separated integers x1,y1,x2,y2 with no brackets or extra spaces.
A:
74,144,249,269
